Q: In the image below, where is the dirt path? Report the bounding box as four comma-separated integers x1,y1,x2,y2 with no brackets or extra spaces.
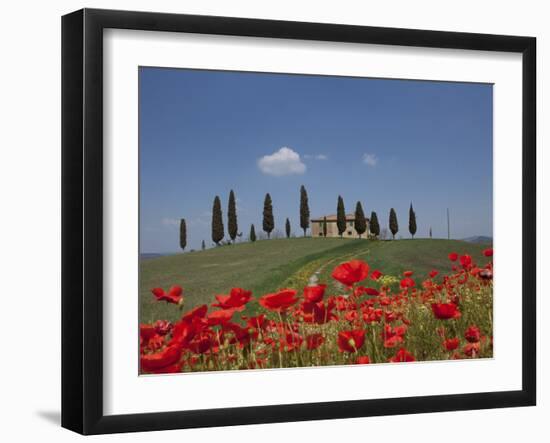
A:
307,269,322,286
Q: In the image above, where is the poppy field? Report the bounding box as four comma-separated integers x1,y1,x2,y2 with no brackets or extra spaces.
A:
140,247,494,374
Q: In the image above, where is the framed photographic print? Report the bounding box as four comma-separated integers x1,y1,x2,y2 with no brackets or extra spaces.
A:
61,8,536,435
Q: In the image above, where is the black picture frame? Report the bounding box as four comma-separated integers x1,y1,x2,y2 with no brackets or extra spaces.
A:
62,8,536,435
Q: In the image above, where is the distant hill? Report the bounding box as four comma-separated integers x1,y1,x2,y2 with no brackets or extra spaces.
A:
462,236,493,244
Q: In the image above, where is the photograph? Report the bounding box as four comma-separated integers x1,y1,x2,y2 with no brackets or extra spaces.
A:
138,67,494,374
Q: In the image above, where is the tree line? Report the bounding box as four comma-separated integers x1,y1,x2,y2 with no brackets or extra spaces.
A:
206,185,311,247
178,185,419,250
334,195,416,240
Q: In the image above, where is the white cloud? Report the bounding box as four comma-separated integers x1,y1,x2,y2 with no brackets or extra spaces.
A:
258,147,306,176
362,153,378,167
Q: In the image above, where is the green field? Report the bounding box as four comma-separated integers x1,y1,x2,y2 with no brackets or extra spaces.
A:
140,238,491,323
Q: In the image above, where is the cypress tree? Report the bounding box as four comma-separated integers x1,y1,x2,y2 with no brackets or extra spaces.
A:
285,218,291,238
179,218,187,251
262,193,274,238
201,239,206,251
370,211,380,238
323,216,328,237
354,201,367,238
249,224,257,242
299,185,310,237
211,196,224,245
389,208,398,240
409,203,417,239
228,189,238,243
336,195,346,238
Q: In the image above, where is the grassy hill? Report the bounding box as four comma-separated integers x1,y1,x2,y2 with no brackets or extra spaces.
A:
140,238,491,323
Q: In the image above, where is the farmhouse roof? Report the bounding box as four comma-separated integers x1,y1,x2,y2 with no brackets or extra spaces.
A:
311,214,369,222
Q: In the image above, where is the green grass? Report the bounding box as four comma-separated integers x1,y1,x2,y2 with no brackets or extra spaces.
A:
140,238,491,323
316,238,492,294
140,238,365,323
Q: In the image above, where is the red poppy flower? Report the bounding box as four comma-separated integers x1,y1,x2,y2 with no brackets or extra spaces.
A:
355,356,371,364
246,314,268,330
212,287,252,311
166,361,187,373
225,322,258,346
403,270,413,277
303,284,326,303
370,269,383,280
168,319,196,348
431,302,461,320
302,300,337,324
147,334,165,350
259,289,298,311
181,304,208,322
393,324,408,336
280,331,303,352
305,333,325,350
443,337,460,351
448,252,459,262
337,329,366,353
384,335,404,348
356,286,380,296
400,277,415,289
464,325,481,343
189,332,215,354
153,320,173,336
207,308,235,326
140,324,157,343
151,285,184,304
332,260,369,287
389,348,416,363
381,324,407,348
483,248,493,257
141,344,183,373
429,270,439,278
459,255,473,269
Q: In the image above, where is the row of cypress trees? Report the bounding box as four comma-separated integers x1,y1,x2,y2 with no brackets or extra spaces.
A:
384,203,418,239
210,190,280,245
209,186,311,246
335,195,375,239
389,204,418,239
180,187,419,250
335,195,417,240
211,190,241,245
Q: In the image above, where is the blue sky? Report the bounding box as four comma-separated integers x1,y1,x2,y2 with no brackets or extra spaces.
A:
139,67,493,253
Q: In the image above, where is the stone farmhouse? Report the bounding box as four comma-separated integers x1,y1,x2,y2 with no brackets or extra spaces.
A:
310,214,370,238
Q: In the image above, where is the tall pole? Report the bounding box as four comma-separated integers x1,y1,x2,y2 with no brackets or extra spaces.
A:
447,208,450,240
